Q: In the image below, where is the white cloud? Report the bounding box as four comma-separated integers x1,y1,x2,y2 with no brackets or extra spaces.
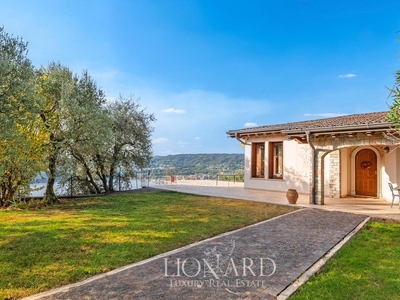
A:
177,141,189,145
152,137,169,144
194,137,201,140
338,73,356,78
244,122,258,127
162,108,186,114
304,113,347,118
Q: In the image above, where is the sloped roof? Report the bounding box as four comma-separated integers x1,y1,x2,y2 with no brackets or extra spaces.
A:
227,112,391,137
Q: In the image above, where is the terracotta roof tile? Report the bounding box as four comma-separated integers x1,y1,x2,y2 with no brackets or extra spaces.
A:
227,111,390,135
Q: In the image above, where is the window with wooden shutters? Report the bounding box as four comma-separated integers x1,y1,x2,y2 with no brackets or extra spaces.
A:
251,143,265,178
269,142,283,179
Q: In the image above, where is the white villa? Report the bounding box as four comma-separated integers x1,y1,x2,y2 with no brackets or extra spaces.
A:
227,112,400,205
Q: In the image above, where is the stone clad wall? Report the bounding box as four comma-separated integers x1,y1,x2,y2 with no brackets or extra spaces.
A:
309,132,398,204
311,132,397,150
329,150,340,198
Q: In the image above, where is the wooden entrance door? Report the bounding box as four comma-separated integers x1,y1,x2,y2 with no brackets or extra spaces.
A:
355,149,377,196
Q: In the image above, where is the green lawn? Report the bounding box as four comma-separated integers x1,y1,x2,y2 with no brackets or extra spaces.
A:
0,191,295,299
290,221,400,300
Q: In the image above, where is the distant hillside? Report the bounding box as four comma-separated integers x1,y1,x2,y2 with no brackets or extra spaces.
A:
150,153,243,172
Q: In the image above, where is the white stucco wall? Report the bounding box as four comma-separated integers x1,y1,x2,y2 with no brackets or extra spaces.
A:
397,147,400,184
244,137,310,194
381,147,399,201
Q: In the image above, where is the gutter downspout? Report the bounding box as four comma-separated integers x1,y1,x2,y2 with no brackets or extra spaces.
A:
235,132,250,146
235,132,242,145
306,131,316,205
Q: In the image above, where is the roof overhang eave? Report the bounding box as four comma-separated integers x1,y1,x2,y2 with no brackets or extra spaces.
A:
227,122,393,138
281,122,393,135
226,129,284,138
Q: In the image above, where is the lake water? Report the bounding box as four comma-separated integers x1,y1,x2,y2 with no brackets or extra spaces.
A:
29,179,160,197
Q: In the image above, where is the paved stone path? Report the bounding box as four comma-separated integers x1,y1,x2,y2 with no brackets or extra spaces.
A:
26,209,367,300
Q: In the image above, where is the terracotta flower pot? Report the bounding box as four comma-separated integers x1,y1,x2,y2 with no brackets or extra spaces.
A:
286,189,298,204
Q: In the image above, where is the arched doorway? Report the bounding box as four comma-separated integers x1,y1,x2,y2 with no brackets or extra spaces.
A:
355,149,377,196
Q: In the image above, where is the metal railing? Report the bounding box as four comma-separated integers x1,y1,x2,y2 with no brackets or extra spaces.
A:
216,174,244,186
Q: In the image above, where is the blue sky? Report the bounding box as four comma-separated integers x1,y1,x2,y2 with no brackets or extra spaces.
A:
1,1,399,155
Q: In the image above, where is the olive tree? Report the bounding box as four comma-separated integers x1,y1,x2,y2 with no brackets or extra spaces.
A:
105,96,155,192
36,63,123,203
63,96,155,194
387,70,400,129
56,71,113,195
35,62,78,204
0,27,42,207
